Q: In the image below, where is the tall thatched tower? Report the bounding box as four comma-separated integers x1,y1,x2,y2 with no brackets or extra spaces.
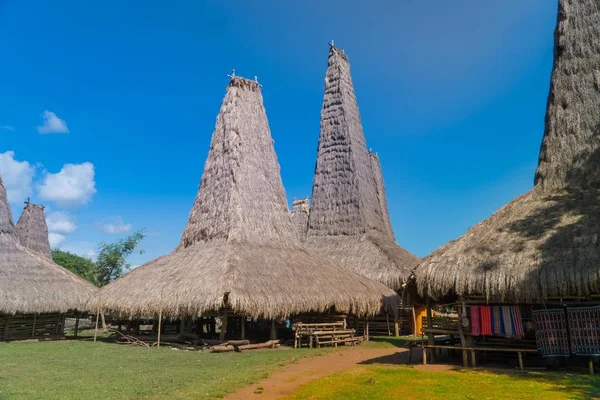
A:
416,0,600,302
15,203,52,258
305,44,419,290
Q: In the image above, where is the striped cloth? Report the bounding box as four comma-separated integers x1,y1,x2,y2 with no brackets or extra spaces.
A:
511,306,524,339
492,306,503,336
470,306,480,336
480,306,492,336
502,306,514,338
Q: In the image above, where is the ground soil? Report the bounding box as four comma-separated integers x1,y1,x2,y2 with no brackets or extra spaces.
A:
225,345,419,400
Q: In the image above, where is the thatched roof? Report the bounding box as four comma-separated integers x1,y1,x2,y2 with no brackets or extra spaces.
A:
416,0,600,302
0,177,96,314
89,76,400,319
370,152,394,241
16,204,52,258
305,45,419,290
291,199,310,242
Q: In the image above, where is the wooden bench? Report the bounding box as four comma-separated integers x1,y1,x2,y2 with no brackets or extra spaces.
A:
293,322,364,348
421,344,538,371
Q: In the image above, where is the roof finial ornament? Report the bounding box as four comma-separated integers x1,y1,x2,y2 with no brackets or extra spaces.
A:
24,197,30,206
254,76,258,83
227,69,236,80
329,40,334,47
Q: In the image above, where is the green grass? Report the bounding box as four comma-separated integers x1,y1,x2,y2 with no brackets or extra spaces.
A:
0,340,325,400
285,365,600,400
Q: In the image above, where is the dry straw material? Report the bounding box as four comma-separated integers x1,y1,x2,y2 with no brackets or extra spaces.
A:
291,199,310,242
16,204,52,258
90,76,399,319
417,0,600,302
305,45,419,290
0,179,96,314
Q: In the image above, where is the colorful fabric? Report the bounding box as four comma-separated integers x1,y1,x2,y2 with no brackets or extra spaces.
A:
532,309,569,356
511,306,524,339
567,306,600,356
470,306,480,336
480,306,492,336
492,306,503,336
502,306,514,338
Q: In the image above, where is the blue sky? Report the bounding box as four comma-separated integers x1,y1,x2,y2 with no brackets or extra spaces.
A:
0,0,556,265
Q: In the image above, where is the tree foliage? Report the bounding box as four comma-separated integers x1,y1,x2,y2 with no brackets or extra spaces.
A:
52,249,100,286
96,229,146,287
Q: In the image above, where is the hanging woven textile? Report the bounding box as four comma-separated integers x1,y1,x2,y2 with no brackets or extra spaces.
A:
502,306,514,338
491,306,503,336
511,306,524,339
470,306,481,336
567,306,600,356
532,309,569,356
480,306,492,336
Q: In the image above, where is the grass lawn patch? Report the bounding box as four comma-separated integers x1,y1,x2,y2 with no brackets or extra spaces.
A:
0,340,326,400
284,365,600,400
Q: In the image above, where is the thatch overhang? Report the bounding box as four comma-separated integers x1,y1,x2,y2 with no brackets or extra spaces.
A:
416,0,600,302
305,45,419,290
89,75,400,319
16,203,52,258
0,179,96,314
291,199,310,242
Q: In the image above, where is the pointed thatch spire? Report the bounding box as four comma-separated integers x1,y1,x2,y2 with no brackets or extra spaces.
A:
16,203,52,258
416,0,600,302
291,199,310,242
90,75,400,319
370,151,394,241
535,0,600,191
0,175,95,314
305,44,419,290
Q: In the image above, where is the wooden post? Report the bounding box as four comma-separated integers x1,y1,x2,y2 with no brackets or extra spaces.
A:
73,315,80,338
270,320,277,341
93,308,100,343
219,313,228,341
31,314,37,337
365,319,370,341
179,318,185,336
457,303,468,367
589,359,594,375
422,346,427,365
157,310,163,348
518,352,524,372
386,313,391,336
240,317,245,340
412,306,418,337
425,297,435,362
470,349,477,367
3,316,10,341
55,313,61,333
394,319,400,337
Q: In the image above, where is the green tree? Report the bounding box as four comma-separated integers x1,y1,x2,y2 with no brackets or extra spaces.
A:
96,229,146,287
52,249,100,286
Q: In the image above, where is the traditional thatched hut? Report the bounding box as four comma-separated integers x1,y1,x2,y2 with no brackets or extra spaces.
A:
16,203,52,258
415,0,600,369
305,44,419,291
0,184,96,340
291,199,310,242
89,76,400,341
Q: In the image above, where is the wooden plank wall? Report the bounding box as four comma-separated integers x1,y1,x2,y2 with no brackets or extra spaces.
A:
1,313,65,341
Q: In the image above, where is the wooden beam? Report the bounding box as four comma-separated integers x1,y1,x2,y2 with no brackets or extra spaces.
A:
412,306,418,337
157,310,163,348
73,315,79,338
365,319,370,341
518,352,524,372
425,297,435,362
386,313,391,336
93,308,100,343
240,317,245,340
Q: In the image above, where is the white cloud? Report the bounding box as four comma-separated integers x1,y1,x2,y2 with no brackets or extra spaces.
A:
60,241,97,261
102,216,133,234
37,110,69,134
0,151,35,204
0,125,14,131
48,232,66,248
38,162,96,207
46,211,77,234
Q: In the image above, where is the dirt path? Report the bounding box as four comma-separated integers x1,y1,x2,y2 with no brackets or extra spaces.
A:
225,346,412,400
